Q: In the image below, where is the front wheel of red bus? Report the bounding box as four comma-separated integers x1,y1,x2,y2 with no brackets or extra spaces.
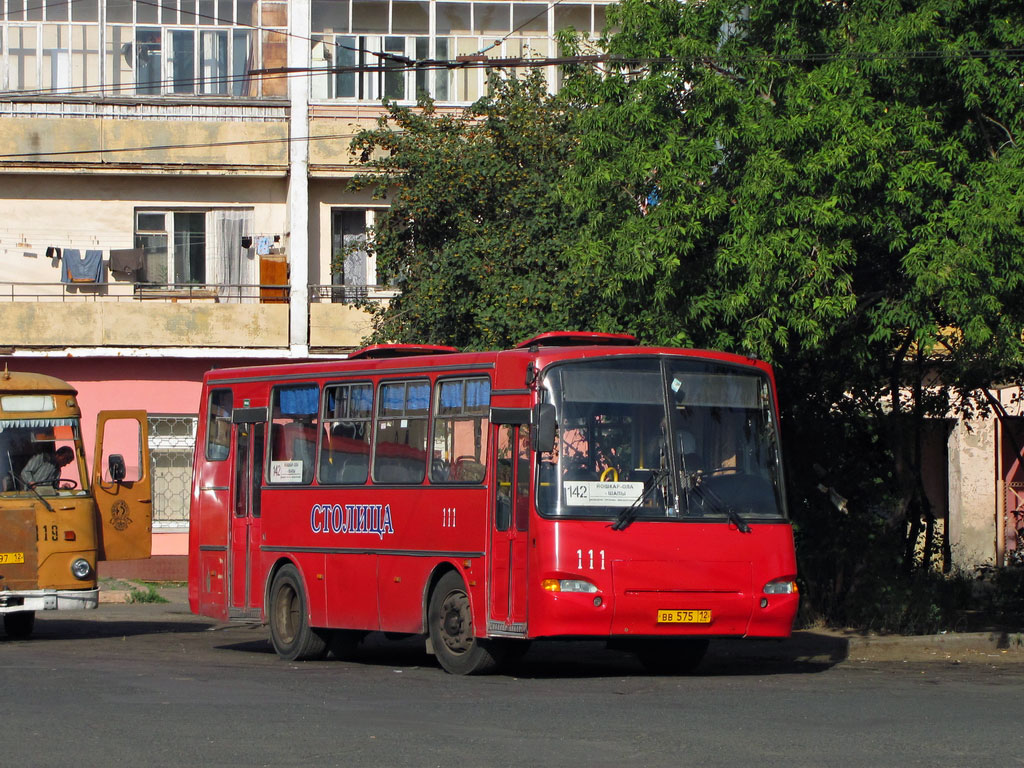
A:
268,564,328,661
3,610,35,640
428,571,498,675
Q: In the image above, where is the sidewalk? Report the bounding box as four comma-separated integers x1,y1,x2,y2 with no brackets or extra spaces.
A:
717,627,1024,664
99,579,188,606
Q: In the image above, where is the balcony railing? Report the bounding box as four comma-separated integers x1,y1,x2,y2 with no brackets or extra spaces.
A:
308,284,398,305
0,282,289,304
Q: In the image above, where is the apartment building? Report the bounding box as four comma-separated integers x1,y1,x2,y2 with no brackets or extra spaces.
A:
0,0,611,573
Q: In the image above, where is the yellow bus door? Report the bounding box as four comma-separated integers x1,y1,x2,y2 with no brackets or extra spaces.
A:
92,411,152,561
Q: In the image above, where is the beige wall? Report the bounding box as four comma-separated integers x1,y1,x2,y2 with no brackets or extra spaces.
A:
308,111,382,172
0,117,289,169
308,302,374,349
0,301,289,347
949,417,997,567
1,301,288,348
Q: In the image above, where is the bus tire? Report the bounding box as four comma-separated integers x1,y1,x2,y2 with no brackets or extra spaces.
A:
268,565,328,661
634,638,709,674
428,571,498,675
3,610,35,639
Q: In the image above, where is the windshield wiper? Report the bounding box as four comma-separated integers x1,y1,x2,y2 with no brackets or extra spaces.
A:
694,481,751,533
610,468,668,531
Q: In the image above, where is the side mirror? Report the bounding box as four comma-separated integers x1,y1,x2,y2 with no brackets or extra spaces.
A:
108,454,127,483
533,403,556,454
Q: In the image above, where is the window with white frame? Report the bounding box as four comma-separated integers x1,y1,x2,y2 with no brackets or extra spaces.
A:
134,208,257,299
310,0,612,105
0,0,261,96
0,0,611,98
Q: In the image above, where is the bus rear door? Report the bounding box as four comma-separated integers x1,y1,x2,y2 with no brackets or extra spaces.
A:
228,411,265,619
488,424,529,635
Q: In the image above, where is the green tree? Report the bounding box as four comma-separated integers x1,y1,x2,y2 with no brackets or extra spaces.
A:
348,71,599,350
559,0,1024,612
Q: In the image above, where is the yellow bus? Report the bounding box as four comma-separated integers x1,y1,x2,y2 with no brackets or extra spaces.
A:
0,369,152,639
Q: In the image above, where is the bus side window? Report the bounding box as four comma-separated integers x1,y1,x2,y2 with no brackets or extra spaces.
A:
318,383,372,485
206,388,232,461
269,383,319,484
373,380,429,484
430,377,490,484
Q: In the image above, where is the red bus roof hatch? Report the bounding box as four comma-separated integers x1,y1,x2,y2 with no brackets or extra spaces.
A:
515,331,638,349
346,344,459,360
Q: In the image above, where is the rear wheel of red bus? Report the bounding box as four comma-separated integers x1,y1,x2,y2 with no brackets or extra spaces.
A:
428,571,498,675
268,564,328,661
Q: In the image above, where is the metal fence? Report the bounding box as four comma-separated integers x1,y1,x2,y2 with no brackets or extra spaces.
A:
308,284,398,304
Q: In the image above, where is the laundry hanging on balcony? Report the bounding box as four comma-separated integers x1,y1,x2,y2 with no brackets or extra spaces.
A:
60,249,104,283
109,248,144,277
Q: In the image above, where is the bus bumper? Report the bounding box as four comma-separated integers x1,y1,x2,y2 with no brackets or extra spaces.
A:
0,588,99,613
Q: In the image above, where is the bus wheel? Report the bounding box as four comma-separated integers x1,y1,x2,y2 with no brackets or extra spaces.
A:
3,611,35,639
634,638,709,674
428,571,497,675
268,565,327,661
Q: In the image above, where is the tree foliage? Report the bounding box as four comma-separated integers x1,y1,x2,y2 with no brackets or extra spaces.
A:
563,0,1024,384
349,72,600,349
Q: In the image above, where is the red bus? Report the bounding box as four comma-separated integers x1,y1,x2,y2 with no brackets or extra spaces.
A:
188,332,798,673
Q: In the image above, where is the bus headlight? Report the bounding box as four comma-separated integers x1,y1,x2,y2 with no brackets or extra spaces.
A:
71,559,92,580
763,579,798,595
541,579,598,593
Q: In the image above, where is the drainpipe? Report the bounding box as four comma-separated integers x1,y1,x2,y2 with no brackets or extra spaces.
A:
287,0,311,356
995,391,1003,565
996,389,1005,565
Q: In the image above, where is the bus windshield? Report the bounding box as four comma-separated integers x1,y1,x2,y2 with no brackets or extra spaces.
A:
0,418,87,496
537,357,787,523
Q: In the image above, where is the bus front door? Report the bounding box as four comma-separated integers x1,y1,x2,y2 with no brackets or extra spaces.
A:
488,425,528,636
228,420,264,619
93,411,153,561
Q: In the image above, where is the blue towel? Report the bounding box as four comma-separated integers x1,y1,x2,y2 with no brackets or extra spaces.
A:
61,249,104,283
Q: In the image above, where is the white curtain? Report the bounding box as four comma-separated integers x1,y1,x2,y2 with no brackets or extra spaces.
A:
207,209,256,303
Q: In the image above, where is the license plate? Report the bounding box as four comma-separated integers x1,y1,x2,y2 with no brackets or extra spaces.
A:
0,552,25,564
657,609,711,624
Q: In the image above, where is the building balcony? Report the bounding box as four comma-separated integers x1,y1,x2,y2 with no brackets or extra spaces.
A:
0,102,291,174
0,282,383,353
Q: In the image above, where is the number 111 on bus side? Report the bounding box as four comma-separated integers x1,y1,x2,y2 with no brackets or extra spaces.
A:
188,333,798,674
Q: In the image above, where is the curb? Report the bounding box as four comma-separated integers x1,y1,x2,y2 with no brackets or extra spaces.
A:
98,589,131,604
723,629,1024,664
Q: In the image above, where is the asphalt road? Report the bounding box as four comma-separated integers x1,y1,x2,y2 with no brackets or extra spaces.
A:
3,598,1024,767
